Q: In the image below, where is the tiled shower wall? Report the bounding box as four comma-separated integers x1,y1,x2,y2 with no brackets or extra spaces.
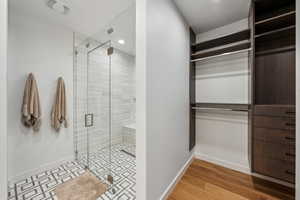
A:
74,43,135,164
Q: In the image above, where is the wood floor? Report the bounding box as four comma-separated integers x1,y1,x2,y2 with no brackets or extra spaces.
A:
168,159,295,200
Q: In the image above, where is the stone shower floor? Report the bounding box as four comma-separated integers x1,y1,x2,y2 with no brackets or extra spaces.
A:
8,143,136,200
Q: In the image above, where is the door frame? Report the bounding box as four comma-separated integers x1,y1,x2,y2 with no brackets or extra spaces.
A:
0,0,8,198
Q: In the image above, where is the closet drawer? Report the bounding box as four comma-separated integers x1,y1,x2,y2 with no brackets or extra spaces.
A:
253,157,295,183
254,105,295,118
253,116,295,130
253,140,295,162
253,128,295,145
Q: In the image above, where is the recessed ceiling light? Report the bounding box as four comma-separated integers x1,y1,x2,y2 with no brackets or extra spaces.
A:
118,39,125,45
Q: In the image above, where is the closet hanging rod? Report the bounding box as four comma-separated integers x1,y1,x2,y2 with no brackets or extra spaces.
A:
255,10,296,25
191,103,250,111
191,48,251,63
192,107,249,112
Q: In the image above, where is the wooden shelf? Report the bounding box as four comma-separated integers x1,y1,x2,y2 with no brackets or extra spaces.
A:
192,29,250,53
256,45,295,56
255,0,294,10
255,10,295,25
255,26,295,54
191,42,251,62
191,103,250,112
254,104,295,107
255,11,296,35
255,25,295,39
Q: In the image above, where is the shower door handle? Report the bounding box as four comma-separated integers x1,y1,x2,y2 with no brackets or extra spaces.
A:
85,114,94,127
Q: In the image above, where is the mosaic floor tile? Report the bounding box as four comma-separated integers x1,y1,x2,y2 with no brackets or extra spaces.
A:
8,143,136,200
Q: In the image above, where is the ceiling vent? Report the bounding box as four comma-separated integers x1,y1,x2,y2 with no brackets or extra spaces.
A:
47,0,70,15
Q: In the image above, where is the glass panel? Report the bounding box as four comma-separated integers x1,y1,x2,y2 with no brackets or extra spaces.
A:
74,38,113,188
87,42,112,185
86,5,136,198
74,41,89,168
109,9,136,198
73,4,136,198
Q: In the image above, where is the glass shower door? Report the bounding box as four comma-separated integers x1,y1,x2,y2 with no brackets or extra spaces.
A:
74,39,119,197
86,41,113,186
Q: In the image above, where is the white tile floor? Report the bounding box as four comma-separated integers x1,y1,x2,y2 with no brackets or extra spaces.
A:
8,143,136,200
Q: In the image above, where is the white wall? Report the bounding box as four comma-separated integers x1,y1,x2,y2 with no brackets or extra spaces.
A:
194,19,250,173
7,9,74,182
0,0,8,198
138,0,193,199
195,52,249,104
136,0,147,198
196,19,249,105
197,19,249,42
296,0,299,198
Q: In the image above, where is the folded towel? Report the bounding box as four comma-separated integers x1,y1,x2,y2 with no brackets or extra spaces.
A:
21,73,42,132
51,77,68,132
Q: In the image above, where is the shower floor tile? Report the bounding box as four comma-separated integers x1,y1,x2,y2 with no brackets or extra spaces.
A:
8,143,136,200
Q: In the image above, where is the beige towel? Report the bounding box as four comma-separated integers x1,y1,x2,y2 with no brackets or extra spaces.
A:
21,73,42,132
51,77,68,132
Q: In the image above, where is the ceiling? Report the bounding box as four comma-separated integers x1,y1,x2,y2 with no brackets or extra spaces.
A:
173,0,251,34
9,0,135,55
9,0,251,54
92,5,136,55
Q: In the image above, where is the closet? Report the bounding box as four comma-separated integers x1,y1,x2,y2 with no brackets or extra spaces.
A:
251,0,296,183
190,0,296,185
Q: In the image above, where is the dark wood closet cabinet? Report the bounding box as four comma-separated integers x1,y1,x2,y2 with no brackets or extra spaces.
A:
251,0,296,183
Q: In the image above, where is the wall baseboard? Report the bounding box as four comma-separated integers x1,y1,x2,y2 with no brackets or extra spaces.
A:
159,154,194,200
195,152,250,174
8,156,74,186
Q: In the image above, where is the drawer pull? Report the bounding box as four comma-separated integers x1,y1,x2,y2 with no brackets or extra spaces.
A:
285,153,296,157
285,122,295,127
285,170,295,175
285,136,295,140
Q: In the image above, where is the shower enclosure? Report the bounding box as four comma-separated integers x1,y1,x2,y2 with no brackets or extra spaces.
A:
73,6,136,199
74,33,136,199
74,39,114,185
